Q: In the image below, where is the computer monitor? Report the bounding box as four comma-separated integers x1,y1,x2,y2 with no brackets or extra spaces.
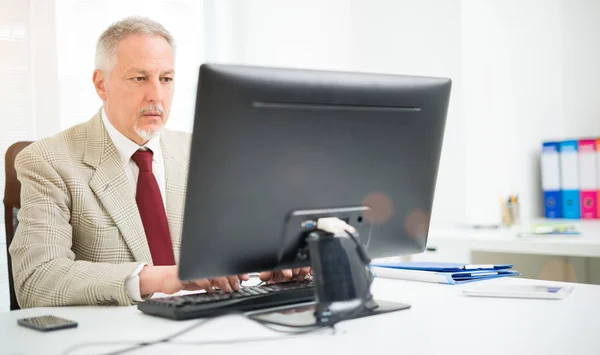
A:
178,64,451,324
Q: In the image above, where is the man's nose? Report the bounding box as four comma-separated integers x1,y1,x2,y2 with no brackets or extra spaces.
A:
145,78,163,103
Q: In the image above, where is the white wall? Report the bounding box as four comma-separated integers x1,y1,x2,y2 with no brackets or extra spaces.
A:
205,0,356,68
204,0,466,227
349,0,465,228
461,0,566,224
562,0,600,138
461,0,600,225
205,0,600,227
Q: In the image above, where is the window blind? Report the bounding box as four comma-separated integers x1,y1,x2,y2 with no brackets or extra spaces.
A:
0,0,35,313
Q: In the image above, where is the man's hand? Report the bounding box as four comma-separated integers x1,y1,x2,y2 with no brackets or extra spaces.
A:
180,273,250,294
138,265,249,296
259,267,312,283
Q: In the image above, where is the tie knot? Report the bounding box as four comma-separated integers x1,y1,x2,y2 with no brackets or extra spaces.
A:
131,149,153,172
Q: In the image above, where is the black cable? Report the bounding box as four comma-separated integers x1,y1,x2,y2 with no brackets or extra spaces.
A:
169,330,326,346
63,328,333,355
61,312,238,355
61,311,333,355
245,320,332,334
345,229,372,265
60,341,143,355
248,310,334,330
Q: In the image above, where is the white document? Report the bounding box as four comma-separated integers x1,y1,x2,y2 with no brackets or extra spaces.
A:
463,282,573,299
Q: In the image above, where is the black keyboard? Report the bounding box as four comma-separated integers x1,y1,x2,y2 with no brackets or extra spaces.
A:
137,280,315,320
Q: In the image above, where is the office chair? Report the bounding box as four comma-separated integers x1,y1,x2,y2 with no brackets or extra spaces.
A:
4,141,32,310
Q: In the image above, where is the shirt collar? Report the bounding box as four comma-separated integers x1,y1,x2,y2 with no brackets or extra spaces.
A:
101,107,162,165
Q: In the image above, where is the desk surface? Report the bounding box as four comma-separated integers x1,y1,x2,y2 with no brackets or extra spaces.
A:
2,277,599,355
428,220,600,257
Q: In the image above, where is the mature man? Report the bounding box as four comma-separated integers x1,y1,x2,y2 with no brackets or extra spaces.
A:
10,16,309,308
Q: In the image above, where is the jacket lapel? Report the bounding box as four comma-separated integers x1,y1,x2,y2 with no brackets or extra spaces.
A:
160,133,190,263
84,111,153,264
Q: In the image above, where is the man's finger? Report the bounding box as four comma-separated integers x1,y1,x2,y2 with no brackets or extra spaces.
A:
291,268,301,278
212,277,232,292
189,279,212,293
219,277,233,292
280,269,293,279
204,284,214,293
259,271,273,281
271,272,283,283
227,275,241,291
273,270,293,283
238,274,250,282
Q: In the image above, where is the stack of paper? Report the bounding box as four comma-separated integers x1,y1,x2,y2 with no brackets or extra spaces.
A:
516,222,581,238
368,262,520,285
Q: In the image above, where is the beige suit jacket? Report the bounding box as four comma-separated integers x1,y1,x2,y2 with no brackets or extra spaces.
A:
9,110,191,308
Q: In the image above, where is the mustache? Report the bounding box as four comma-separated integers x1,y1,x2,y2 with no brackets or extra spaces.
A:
137,105,164,118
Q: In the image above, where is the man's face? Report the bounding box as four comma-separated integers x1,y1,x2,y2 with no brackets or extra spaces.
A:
93,34,174,145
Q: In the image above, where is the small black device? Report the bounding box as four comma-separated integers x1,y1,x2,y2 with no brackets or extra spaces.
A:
17,315,78,332
138,64,451,324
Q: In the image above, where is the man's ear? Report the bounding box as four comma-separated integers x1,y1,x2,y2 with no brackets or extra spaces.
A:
93,69,108,101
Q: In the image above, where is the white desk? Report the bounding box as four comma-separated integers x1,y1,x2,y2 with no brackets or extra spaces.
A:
413,221,600,284
2,277,599,355
427,220,600,258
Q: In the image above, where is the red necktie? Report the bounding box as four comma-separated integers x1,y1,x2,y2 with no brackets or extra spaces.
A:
131,149,175,265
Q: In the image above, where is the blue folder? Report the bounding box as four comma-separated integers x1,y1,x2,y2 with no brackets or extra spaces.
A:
368,262,520,285
373,262,514,272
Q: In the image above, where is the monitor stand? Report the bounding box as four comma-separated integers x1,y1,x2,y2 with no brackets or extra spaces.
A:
247,207,411,327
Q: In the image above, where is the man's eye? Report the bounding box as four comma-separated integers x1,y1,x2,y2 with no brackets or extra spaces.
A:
132,77,145,82
161,77,173,83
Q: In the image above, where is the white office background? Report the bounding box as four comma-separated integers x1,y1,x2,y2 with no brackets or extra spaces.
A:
1,0,599,312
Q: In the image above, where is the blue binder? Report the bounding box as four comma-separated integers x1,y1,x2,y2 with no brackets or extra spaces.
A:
368,262,520,285
559,140,580,219
370,262,514,272
541,141,562,218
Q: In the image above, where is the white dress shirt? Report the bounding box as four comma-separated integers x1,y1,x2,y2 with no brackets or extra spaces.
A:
101,108,166,301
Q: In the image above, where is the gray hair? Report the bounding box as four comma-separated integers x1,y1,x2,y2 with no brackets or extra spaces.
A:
95,16,175,72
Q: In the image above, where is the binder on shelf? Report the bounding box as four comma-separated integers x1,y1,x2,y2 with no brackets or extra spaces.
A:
541,141,562,218
559,140,580,219
368,262,520,285
597,138,600,218
578,139,597,219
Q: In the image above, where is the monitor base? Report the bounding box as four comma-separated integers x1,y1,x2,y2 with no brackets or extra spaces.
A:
265,208,411,328
247,298,411,328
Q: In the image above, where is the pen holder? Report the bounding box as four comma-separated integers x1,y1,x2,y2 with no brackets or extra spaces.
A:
500,195,520,226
